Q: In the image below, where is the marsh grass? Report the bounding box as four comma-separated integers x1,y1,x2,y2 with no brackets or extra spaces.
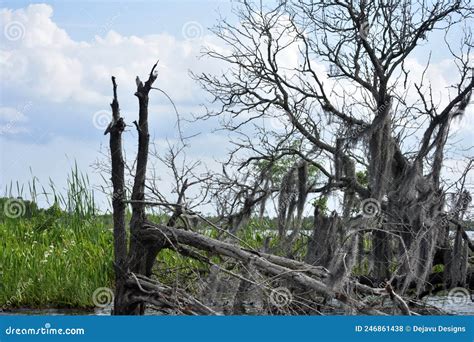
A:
0,214,113,308
0,166,113,309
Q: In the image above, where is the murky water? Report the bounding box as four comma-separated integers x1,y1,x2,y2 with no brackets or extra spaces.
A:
425,295,474,315
2,295,472,315
0,306,111,316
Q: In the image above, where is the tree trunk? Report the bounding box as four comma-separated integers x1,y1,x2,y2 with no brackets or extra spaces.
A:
306,207,340,268
106,77,128,315
125,65,159,314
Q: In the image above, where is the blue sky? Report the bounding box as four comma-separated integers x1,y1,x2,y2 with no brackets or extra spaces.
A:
1,0,233,40
0,1,472,212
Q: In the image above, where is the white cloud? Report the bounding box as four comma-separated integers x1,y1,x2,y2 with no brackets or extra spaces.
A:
0,4,222,108
0,4,229,211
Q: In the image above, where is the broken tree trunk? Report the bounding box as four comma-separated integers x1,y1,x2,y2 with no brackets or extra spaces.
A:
306,206,340,268
127,63,160,314
105,76,128,315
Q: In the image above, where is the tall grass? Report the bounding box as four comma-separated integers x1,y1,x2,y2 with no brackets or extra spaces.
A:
3,162,96,219
0,215,113,308
0,166,113,309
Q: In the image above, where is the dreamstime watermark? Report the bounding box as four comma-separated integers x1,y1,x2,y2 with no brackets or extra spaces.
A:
0,121,16,135
269,286,293,308
348,123,369,139
2,279,33,309
92,110,112,130
345,98,391,141
447,287,472,306
4,20,26,41
278,190,299,212
182,21,203,40
97,12,121,37
111,188,125,201
360,198,381,218
5,322,85,336
92,287,114,308
0,101,33,136
3,198,26,219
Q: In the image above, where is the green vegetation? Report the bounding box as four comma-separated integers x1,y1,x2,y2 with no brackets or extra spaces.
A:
254,145,322,185
0,211,113,308
356,170,368,186
0,167,113,309
432,264,445,273
312,196,329,216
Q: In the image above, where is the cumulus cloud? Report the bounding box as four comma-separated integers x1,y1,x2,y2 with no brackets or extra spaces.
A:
0,3,232,209
0,4,221,109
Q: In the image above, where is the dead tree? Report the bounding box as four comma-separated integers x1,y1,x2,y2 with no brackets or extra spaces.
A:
194,0,474,295
103,1,474,316
104,65,447,316
106,76,128,314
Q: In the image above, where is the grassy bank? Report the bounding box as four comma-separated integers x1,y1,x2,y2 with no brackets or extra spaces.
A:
0,207,114,309
0,167,114,309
